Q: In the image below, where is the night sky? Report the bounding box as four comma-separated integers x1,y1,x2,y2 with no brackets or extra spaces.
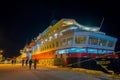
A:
0,1,120,58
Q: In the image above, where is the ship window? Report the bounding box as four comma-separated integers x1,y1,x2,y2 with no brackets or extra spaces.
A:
107,50,114,54
67,37,73,45
43,47,45,50
41,48,42,51
45,39,47,42
56,49,67,54
60,32,63,36
75,36,86,44
61,39,67,46
45,46,47,50
50,44,51,48
47,46,49,49
46,46,48,49
88,36,98,45
54,33,58,39
97,50,109,54
60,41,62,46
68,48,86,53
103,50,107,54
88,48,97,53
36,43,40,49
51,44,53,48
98,50,103,54
44,46,46,50
99,39,107,46
56,51,59,54
108,41,114,47
49,36,52,41
42,48,43,51
52,43,54,48
56,42,59,47
41,41,44,44
44,47,45,50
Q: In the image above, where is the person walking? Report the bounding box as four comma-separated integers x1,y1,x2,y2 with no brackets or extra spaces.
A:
29,59,32,69
34,59,38,69
14,59,16,64
11,59,14,65
22,59,24,67
25,59,28,67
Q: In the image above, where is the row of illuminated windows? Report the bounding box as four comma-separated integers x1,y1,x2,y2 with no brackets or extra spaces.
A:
37,36,115,52
40,41,59,51
56,48,114,54
60,37,73,46
40,37,73,51
39,32,62,45
75,36,115,47
40,28,73,45
40,36,114,48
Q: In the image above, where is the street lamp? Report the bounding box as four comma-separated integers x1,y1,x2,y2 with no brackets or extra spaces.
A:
0,50,3,61
0,50,3,53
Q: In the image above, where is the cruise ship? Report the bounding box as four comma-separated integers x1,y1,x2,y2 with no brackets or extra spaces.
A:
21,18,118,73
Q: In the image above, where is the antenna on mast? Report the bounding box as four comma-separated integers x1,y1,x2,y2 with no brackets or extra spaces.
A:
25,37,29,46
99,17,104,31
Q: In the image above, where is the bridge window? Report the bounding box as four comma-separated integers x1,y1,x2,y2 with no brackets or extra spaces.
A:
108,41,114,47
99,39,107,46
88,36,98,45
67,37,73,45
60,39,67,46
75,36,86,44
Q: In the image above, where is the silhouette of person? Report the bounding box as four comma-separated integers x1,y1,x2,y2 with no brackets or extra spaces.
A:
34,59,38,69
14,59,16,64
25,59,28,67
29,59,32,69
22,59,25,67
11,60,14,65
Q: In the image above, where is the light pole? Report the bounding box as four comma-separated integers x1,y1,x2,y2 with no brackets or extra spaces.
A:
0,50,3,61
0,50,3,53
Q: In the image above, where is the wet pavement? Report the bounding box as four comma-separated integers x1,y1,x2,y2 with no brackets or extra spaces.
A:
0,64,120,80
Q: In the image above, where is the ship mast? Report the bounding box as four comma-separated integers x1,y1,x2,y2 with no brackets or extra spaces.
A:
99,17,104,31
